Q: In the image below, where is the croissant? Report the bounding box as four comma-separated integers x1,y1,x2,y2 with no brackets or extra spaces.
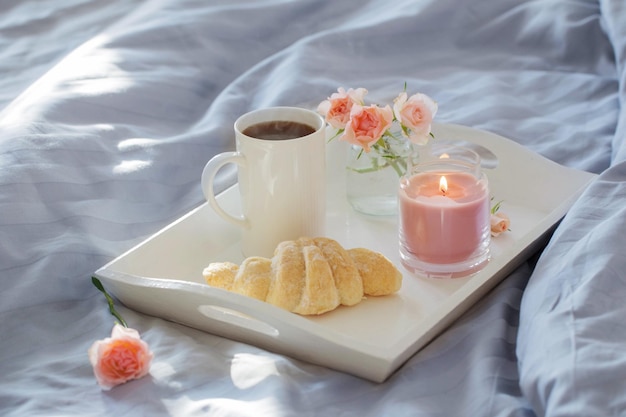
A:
202,237,402,315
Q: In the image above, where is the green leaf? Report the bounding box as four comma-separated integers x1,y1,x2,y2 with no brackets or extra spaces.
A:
92,276,128,328
491,200,503,214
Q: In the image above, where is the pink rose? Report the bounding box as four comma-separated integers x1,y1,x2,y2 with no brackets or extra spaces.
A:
317,87,367,129
393,92,438,145
341,104,393,152
88,324,153,390
490,212,510,237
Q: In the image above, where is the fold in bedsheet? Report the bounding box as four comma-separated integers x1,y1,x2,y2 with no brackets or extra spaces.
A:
1,0,625,416
517,0,626,415
518,162,626,416
601,0,626,163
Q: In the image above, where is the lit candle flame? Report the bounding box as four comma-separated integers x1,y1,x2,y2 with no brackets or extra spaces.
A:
439,175,448,196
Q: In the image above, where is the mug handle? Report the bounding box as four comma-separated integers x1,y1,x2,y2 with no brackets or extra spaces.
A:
201,152,249,229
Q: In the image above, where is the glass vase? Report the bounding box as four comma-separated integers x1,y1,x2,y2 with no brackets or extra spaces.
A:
345,136,414,216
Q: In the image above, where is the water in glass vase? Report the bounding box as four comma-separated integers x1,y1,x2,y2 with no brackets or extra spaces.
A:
345,138,414,216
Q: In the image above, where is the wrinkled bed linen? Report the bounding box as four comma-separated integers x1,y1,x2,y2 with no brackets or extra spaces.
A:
518,1,626,415
1,0,625,416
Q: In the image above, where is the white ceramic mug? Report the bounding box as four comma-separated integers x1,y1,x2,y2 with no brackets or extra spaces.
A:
201,107,326,258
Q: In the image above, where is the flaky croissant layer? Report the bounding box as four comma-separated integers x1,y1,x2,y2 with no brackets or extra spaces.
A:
203,237,402,315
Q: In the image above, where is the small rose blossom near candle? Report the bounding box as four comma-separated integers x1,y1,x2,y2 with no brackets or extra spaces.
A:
490,211,510,237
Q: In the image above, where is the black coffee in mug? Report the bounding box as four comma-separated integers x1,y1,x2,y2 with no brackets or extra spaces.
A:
242,120,316,140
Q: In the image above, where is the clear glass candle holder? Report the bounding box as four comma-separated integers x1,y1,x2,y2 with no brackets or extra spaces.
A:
398,144,491,278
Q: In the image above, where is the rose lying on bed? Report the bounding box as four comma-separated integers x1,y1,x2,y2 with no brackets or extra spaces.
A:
88,324,153,391
89,277,153,390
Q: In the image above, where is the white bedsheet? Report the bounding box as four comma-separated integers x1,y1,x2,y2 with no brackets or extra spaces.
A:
1,0,625,415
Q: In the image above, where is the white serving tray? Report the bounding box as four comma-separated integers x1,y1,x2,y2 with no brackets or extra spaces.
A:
94,123,596,382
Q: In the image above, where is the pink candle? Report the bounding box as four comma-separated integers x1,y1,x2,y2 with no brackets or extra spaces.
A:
399,171,490,265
